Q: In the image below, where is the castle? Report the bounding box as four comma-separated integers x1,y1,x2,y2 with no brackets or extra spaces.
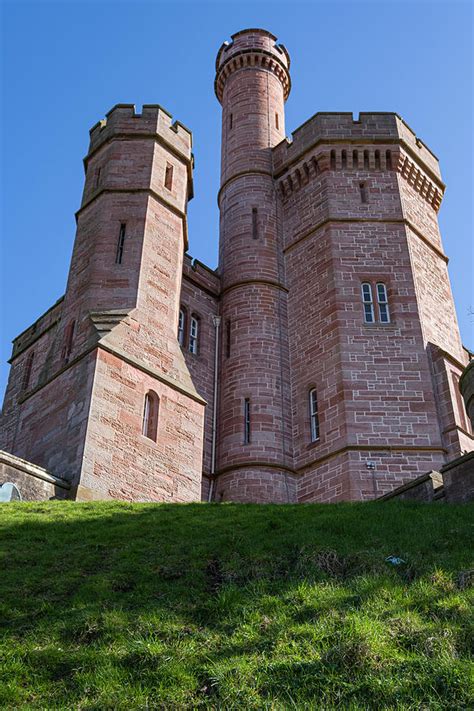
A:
1,29,473,503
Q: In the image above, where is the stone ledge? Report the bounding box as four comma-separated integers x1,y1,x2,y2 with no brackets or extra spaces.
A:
0,450,70,490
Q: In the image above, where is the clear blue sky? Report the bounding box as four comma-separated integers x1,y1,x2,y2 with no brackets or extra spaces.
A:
1,0,473,398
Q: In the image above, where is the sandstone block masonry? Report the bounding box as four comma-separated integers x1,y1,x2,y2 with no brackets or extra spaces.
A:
1,28,472,502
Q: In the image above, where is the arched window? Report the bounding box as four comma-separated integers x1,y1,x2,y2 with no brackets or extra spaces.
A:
178,308,186,346
22,351,34,391
309,389,320,442
376,283,390,323
361,283,375,323
189,314,199,355
142,391,159,441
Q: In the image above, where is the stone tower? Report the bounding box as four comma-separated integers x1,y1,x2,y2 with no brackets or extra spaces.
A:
214,30,295,502
1,105,205,501
1,29,472,503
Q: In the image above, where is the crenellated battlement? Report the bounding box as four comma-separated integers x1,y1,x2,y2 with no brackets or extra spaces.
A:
215,28,291,103
272,112,442,187
183,254,220,296
87,104,193,162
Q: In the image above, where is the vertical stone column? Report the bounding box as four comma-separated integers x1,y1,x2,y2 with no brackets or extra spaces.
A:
214,29,295,501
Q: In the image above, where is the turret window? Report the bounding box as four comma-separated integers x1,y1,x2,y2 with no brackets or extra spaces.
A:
376,283,390,323
142,391,159,441
22,351,34,391
244,398,251,444
252,207,258,240
361,282,391,324
309,388,320,442
165,163,173,191
189,315,199,355
275,113,279,130
361,283,375,323
115,223,126,264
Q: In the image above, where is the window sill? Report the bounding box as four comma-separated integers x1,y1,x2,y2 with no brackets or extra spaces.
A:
306,439,321,451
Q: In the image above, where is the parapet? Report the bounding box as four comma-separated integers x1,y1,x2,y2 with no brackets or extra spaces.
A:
272,112,442,183
87,104,193,162
182,254,220,296
215,28,291,103
10,296,64,362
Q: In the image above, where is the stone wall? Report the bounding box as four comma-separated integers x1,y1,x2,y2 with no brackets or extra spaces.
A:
0,450,70,501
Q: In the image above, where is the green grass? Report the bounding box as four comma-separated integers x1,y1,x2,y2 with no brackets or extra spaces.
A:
1,501,473,709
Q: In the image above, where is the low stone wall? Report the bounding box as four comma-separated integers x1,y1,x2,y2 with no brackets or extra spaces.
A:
441,451,474,504
378,471,444,503
0,450,70,501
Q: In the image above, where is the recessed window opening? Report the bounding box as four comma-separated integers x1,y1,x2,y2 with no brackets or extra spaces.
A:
115,223,126,264
375,150,381,169
142,391,159,441
341,150,347,168
363,150,369,169
330,150,336,170
252,207,258,240
189,315,199,355
225,319,231,358
386,150,392,170
95,167,101,189
361,283,375,323
62,320,76,362
165,163,173,190
229,113,233,130
275,112,279,130
309,388,320,442
376,283,390,323
22,351,34,391
359,182,368,204
244,398,251,444
352,150,358,168
178,308,185,346
451,372,469,432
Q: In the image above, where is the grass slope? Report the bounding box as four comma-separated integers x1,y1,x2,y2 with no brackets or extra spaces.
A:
1,501,473,709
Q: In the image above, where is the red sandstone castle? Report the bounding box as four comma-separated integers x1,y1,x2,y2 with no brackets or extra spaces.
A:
1,29,472,503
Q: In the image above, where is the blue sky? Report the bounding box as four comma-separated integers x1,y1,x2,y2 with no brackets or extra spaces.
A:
1,0,472,397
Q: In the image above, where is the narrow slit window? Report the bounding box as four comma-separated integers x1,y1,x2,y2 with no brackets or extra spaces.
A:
229,113,233,130
165,163,173,190
252,207,258,240
95,167,101,189
375,150,381,169
244,398,251,444
386,150,392,170
309,388,320,442
178,308,185,346
115,223,126,264
61,320,76,362
142,391,159,441
376,283,390,323
189,315,199,355
225,319,231,358
341,150,347,168
22,351,34,391
363,150,369,169
359,182,368,204
361,283,375,323
352,149,358,168
330,150,336,170
275,112,279,130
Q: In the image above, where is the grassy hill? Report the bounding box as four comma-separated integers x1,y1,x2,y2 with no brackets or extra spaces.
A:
1,501,473,709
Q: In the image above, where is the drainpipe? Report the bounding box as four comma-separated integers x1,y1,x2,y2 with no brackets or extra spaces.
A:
208,315,221,502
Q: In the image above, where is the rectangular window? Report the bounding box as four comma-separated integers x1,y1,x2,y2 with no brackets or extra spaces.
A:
275,113,279,130
244,398,250,444
361,283,375,323
165,163,173,190
189,316,199,354
115,223,126,264
376,283,390,323
178,308,185,346
309,389,320,442
252,207,258,240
